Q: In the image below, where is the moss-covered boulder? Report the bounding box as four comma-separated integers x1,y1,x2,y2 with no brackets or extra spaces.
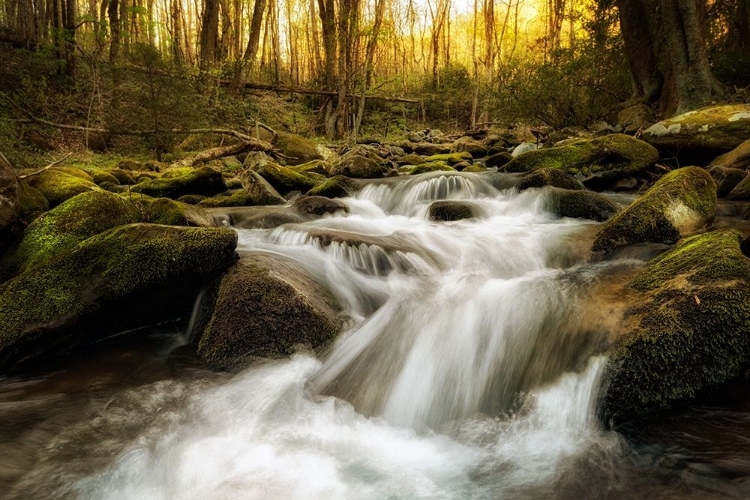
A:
604,230,750,423
428,200,478,221
592,167,716,254
397,154,426,166
463,164,488,173
342,144,385,163
16,180,49,222
177,194,207,204
709,166,747,198
425,152,473,165
485,152,514,169
130,166,227,199
89,170,121,186
274,132,323,165
452,137,487,158
330,154,384,179
108,168,136,185
293,196,349,217
0,223,238,370
306,175,358,198
239,170,287,205
289,160,331,176
142,197,216,226
115,159,146,171
0,191,142,281
546,188,618,221
25,169,101,207
516,168,585,192
502,135,658,187
643,104,750,153
251,162,320,194
413,142,452,156
196,255,339,368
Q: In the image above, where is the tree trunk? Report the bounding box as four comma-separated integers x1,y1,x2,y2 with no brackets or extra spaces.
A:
199,0,220,71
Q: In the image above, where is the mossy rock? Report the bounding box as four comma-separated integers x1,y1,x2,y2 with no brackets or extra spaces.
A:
196,255,339,368
108,169,136,185
424,152,473,165
130,166,227,199
643,104,750,152
274,132,323,165
293,196,349,217
251,162,319,195
502,134,658,185
115,160,145,171
485,152,514,169
604,230,750,423
709,166,747,198
463,164,488,173
0,191,141,281
726,173,750,201
306,176,358,198
54,167,94,182
709,138,750,170
452,137,487,158
413,142,452,156
330,155,384,179
221,156,244,172
410,162,455,175
0,223,237,370
546,188,618,221
177,194,207,205
428,200,478,221
288,160,330,176
516,168,584,192
397,154,426,166
24,170,101,208
91,170,121,186
592,167,716,254
16,180,48,222
342,144,385,163
239,170,287,205
225,177,243,189
198,190,261,208
143,197,215,226
161,167,194,179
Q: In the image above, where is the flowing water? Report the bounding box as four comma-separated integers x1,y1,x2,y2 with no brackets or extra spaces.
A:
1,171,750,499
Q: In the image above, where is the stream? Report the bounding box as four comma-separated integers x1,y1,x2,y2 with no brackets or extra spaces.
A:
1,171,749,499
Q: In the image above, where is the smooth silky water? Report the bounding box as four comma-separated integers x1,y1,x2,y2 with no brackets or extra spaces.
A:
1,171,749,499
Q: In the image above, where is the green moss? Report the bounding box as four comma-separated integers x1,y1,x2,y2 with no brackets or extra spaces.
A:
503,134,658,180
161,167,194,179
289,160,331,176
253,162,320,194
424,152,472,165
644,104,750,151
516,167,584,191
463,164,488,172
54,167,93,181
605,229,750,421
306,176,358,198
592,167,717,254
24,170,102,207
546,188,618,221
398,154,425,166
410,162,455,175
0,191,142,280
108,169,136,184
274,132,323,165
0,223,237,369
177,194,207,204
16,180,49,221
130,166,227,199
198,190,257,207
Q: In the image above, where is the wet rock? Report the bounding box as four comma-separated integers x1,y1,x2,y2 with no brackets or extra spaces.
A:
330,155,384,179
463,164,488,172
516,168,585,192
604,230,750,424
397,154,426,166
293,196,349,217
452,161,472,171
546,188,618,221
643,104,750,153
0,224,238,371
25,169,101,207
452,137,487,158
131,166,227,199
274,132,324,165
196,255,339,368
306,176,359,198
141,197,216,227
239,170,287,205
251,162,320,194
485,152,514,169
592,167,716,254
709,166,747,198
511,142,540,157
503,135,658,188
410,162,455,175
428,200,478,221
611,177,640,192
709,138,750,171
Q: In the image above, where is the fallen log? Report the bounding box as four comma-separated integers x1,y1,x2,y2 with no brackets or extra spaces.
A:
225,81,420,104
170,139,275,168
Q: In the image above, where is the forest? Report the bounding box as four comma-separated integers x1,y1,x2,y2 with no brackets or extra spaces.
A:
1,0,749,157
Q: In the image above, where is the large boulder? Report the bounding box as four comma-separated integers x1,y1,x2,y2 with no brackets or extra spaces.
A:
239,170,287,205
274,132,324,165
428,201,478,221
592,167,716,254
0,191,141,281
196,255,339,368
516,167,585,192
131,166,227,199
502,134,658,188
546,188,618,221
293,196,349,217
251,162,321,194
330,154,384,179
708,138,750,170
604,230,750,424
306,175,359,198
452,137,487,158
141,197,217,226
0,224,237,370
642,104,750,154
25,169,101,207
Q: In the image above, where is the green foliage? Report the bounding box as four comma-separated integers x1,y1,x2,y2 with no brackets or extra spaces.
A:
421,64,476,129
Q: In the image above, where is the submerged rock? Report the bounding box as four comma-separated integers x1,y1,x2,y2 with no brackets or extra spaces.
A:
131,166,227,199
604,230,750,423
592,167,716,254
503,134,658,188
642,104,750,153
0,224,237,371
196,255,339,368
428,200,478,221
546,188,618,221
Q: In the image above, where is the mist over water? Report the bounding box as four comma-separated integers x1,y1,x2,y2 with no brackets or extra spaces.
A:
4,171,748,499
